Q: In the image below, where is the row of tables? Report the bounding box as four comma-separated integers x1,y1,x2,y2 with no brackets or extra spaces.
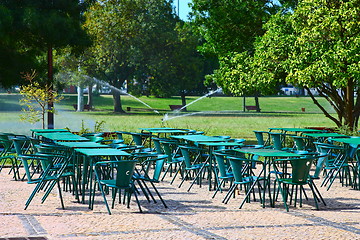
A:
29,127,360,211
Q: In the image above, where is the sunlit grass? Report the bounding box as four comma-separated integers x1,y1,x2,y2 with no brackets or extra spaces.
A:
0,93,337,140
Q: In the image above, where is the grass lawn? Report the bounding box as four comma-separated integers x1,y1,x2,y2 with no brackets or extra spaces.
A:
0,93,337,140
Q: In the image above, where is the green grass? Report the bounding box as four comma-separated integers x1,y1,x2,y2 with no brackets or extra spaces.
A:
0,93,337,140
61,94,333,113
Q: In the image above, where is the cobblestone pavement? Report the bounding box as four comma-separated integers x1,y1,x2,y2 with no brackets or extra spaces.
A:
0,168,359,240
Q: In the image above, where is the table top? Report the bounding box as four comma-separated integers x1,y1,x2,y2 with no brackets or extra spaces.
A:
197,142,243,147
35,132,89,141
56,142,110,149
170,135,228,142
269,128,323,133
303,132,348,138
235,148,302,158
74,148,130,156
140,128,188,134
331,137,360,145
31,129,69,133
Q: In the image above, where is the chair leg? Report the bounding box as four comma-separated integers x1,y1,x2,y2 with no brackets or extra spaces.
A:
98,182,112,215
178,170,190,188
112,188,118,209
223,184,236,204
140,179,157,203
149,181,167,208
132,186,143,213
308,183,320,210
212,179,225,198
56,180,65,210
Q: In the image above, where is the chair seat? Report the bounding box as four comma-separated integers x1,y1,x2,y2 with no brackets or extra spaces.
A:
278,178,308,185
99,179,133,189
233,175,259,185
185,163,209,171
219,173,233,179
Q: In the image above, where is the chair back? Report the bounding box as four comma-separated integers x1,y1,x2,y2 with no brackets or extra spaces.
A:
253,131,265,146
153,138,165,154
85,136,104,143
214,152,229,178
136,155,166,181
269,133,283,150
179,146,193,168
0,139,12,157
131,133,143,146
228,157,246,182
292,136,306,151
12,137,30,155
290,157,314,183
151,156,166,181
115,160,137,187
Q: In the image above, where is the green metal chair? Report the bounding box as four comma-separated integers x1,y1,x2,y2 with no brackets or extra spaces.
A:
223,156,265,208
292,136,315,152
82,133,104,143
178,145,211,191
212,152,234,198
320,142,354,190
160,140,184,182
24,152,79,210
0,139,19,179
272,156,326,211
253,130,270,147
132,153,168,208
92,160,141,214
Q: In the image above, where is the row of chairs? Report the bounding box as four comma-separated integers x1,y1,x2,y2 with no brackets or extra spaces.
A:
111,130,330,211
0,132,170,214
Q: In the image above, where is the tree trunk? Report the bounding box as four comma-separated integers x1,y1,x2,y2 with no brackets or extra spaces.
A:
243,96,246,112
77,86,84,112
113,90,125,113
47,44,54,129
87,84,93,109
180,91,187,112
254,94,260,112
345,81,355,130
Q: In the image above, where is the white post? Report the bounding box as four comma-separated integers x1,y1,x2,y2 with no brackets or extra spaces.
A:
77,86,84,112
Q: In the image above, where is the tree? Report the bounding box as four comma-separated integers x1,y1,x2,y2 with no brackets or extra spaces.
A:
84,0,146,113
190,0,279,56
19,71,63,129
215,0,360,129
84,0,201,112
0,1,92,127
189,0,293,111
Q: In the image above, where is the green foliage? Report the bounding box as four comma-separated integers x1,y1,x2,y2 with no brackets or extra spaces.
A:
190,0,278,56
69,120,106,135
19,71,63,129
94,120,106,132
0,1,92,87
78,120,91,135
79,0,209,111
208,0,360,129
335,125,360,137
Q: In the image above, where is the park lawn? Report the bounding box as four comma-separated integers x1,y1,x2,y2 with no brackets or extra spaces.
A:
61,94,334,113
0,93,337,140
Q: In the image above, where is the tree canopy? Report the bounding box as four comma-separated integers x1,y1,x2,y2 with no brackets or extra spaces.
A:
82,0,208,112
0,0,92,87
209,0,360,129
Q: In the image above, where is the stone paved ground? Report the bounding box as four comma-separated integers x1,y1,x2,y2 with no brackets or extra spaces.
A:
0,168,359,240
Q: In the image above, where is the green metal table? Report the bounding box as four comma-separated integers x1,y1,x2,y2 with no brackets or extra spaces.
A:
196,141,245,191
35,132,89,142
303,132,348,142
332,137,360,190
74,148,130,206
235,148,302,208
171,134,228,143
